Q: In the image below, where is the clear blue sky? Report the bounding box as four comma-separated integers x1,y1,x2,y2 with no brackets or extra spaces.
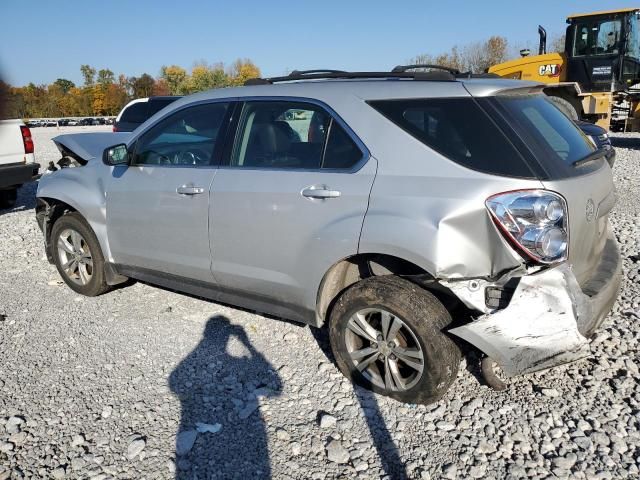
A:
1,0,637,86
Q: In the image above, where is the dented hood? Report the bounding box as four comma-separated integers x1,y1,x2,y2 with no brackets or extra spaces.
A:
52,132,132,162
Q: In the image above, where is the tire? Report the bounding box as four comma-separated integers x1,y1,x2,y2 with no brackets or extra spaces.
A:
50,212,111,296
0,188,18,209
548,95,579,121
329,275,461,404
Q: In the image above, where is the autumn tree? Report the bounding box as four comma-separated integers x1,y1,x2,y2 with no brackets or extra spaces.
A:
160,65,187,95
180,63,229,94
227,59,261,86
104,84,128,115
97,69,115,86
80,64,96,86
152,78,171,96
129,73,155,98
3,58,263,118
411,46,465,72
70,86,93,116
411,35,509,73
53,78,75,94
92,85,106,115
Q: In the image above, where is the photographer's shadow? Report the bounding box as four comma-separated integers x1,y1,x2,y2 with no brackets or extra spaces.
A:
169,315,282,479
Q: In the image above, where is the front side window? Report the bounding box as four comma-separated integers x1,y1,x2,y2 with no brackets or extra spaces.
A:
573,19,623,56
231,101,363,170
133,102,229,166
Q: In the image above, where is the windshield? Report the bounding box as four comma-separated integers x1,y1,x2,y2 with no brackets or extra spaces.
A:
573,18,623,56
628,12,640,60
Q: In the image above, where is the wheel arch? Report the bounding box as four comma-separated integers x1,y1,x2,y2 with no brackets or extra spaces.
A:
315,253,464,327
37,196,79,262
38,196,126,286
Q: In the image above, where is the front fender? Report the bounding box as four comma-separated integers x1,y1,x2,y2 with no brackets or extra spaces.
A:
37,166,113,262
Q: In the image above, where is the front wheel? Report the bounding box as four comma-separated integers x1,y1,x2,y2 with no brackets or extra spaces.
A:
50,213,111,296
329,276,461,404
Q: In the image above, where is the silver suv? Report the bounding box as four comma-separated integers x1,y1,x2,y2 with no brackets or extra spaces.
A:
36,67,621,404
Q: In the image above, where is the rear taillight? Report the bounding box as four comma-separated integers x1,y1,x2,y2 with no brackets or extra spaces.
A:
486,190,568,264
112,125,118,132
20,125,34,154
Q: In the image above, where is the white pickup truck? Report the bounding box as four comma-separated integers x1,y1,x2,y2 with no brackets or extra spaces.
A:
0,119,40,208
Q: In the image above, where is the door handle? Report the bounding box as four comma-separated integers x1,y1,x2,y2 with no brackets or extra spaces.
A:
301,186,341,199
176,185,205,195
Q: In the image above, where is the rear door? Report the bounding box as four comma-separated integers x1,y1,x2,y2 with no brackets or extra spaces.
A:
209,100,376,316
107,101,232,282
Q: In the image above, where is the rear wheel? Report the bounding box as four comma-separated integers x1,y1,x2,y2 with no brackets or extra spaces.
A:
548,95,579,121
329,276,461,404
51,213,111,296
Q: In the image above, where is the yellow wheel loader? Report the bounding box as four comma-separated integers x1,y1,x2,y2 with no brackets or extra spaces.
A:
489,8,640,132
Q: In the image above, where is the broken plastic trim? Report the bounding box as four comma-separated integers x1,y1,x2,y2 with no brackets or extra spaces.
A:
448,263,592,377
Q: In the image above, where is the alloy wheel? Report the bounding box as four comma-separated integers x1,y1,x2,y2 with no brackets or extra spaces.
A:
344,308,425,391
57,228,93,285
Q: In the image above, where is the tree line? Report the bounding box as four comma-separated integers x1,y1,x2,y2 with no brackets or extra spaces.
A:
409,34,565,74
1,32,566,120
0,59,260,119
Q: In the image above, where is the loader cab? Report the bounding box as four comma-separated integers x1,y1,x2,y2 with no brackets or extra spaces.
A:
565,9,640,92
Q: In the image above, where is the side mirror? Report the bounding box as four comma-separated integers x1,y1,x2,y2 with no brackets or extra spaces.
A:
103,143,129,166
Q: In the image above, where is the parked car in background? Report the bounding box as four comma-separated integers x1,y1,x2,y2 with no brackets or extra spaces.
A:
0,119,39,208
36,68,621,404
79,118,94,126
67,119,79,126
113,96,181,132
576,121,616,167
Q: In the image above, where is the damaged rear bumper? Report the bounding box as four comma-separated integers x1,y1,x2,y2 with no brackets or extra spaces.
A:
447,234,621,377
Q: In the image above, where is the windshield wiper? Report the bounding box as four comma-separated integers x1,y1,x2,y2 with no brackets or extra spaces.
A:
572,148,607,167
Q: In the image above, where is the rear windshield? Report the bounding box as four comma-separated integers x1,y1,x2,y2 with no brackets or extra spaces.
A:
492,95,595,166
120,99,177,124
368,98,536,178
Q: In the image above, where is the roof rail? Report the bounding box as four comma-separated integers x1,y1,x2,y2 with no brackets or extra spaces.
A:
244,67,459,86
391,64,461,75
289,69,349,76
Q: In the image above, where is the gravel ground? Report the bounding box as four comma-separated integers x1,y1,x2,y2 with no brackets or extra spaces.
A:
0,126,639,480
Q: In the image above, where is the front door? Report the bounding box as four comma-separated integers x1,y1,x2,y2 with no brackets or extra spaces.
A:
210,100,376,317
107,101,231,282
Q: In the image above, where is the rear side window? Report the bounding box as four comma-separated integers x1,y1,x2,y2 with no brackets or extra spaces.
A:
493,95,595,166
230,101,364,170
369,98,535,178
323,121,363,169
